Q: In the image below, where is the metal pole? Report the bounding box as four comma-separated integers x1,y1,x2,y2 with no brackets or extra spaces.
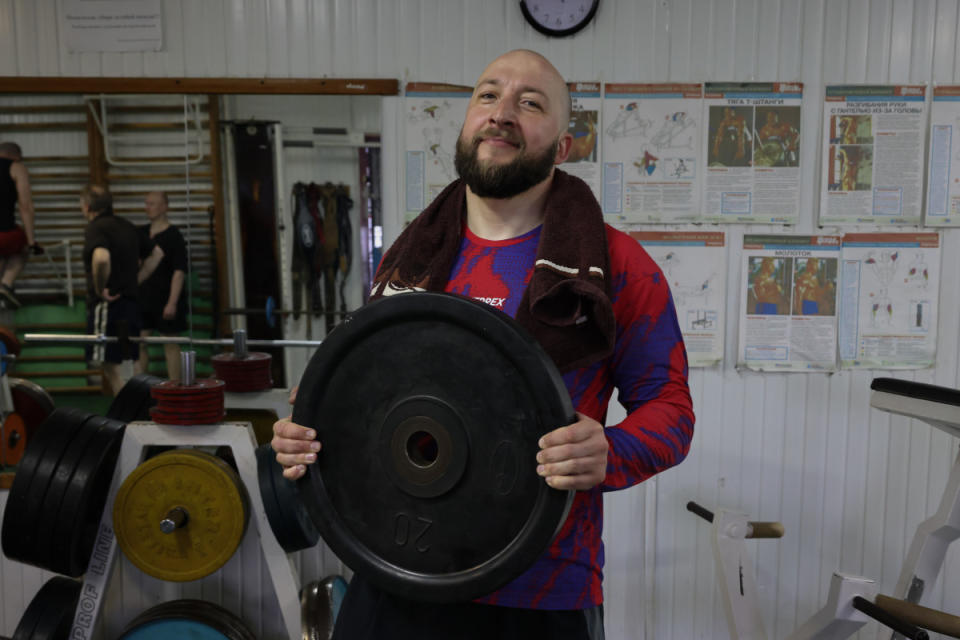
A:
23,333,323,348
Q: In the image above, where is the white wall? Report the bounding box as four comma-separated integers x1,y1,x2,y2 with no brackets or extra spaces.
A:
2,1,960,639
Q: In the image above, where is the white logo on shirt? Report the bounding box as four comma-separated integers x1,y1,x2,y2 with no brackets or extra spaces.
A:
474,296,506,309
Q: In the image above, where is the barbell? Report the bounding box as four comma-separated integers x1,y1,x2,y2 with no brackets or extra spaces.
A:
22,331,323,349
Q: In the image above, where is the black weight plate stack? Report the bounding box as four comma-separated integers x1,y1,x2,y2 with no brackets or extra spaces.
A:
301,575,349,640
1,408,126,576
293,292,575,603
107,374,163,422
255,443,319,552
119,600,256,640
2,409,91,569
12,576,81,640
50,414,126,576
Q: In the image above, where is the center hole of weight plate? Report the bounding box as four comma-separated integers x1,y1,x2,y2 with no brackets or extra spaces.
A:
406,430,439,468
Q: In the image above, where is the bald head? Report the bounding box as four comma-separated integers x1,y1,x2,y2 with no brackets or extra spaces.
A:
475,49,571,136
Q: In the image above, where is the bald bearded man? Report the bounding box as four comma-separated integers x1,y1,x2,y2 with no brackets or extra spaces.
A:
272,50,695,640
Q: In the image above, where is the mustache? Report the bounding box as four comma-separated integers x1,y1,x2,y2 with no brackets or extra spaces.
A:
472,128,523,147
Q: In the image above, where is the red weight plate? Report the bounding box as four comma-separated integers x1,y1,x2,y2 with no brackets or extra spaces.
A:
9,379,56,435
148,408,226,425
212,352,272,364
150,378,226,398
0,413,25,466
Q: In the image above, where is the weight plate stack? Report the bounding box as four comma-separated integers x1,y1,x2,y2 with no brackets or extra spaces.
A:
112,449,249,582
107,374,163,422
301,575,349,640
293,292,575,603
12,576,81,640
119,600,256,640
1,408,127,576
255,443,319,552
149,378,226,425
212,351,273,392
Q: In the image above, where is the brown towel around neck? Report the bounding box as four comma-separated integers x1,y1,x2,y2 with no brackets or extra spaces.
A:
370,169,615,372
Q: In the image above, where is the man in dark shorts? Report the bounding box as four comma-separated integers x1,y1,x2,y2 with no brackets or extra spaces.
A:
81,184,163,395
135,190,189,381
0,142,42,309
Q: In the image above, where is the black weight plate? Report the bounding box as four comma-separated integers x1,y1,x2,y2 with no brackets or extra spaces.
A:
12,576,81,640
301,575,349,640
255,443,320,552
293,292,575,603
32,413,108,572
1,408,91,569
107,374,163,422
119,599,256,640
51,414,126,577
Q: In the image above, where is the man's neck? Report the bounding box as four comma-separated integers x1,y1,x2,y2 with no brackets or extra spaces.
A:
150,217,170,234
464,172,554,241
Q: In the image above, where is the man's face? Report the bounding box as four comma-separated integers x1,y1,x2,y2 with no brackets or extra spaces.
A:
454,51,571,198
144,193,167,220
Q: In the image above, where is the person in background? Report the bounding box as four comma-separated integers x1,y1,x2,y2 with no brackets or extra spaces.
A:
135,190,188,381
81,184,163,395
271,49,695,640
0,142,43,309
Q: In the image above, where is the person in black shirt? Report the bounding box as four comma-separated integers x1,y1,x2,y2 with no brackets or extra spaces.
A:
81,184,163,395
135,190,189,381
0,142,42,309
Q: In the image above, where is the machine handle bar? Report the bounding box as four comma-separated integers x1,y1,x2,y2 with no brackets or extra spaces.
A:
853,596,928,640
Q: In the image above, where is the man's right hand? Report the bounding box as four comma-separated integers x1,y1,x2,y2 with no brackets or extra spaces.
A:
272,418,320,480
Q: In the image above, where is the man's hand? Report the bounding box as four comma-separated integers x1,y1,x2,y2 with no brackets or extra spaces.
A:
162,302,177,320
272,417,319,480
101,288,121,302
536,412,608,491
29,243,43,256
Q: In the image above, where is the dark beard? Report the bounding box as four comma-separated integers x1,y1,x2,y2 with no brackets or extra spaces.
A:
454,130,559,199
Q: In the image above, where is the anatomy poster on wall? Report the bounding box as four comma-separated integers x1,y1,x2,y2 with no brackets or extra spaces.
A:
702,82,803,224
631,231,726,367
560,82,603,203
819,85,927,225
838,233,940,369
601,83,702,223
737,235,841,372
925,85,960,226
404,83,471,221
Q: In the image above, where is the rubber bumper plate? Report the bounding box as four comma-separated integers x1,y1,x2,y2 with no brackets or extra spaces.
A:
292,292,575,603
119,599,255,640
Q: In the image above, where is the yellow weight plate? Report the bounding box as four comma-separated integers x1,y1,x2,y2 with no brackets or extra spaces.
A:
113,449,249,582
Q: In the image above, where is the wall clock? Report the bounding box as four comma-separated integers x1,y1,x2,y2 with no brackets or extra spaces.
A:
519,0,600,38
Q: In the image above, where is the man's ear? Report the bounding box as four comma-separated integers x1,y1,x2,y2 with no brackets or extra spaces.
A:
553,132,574,165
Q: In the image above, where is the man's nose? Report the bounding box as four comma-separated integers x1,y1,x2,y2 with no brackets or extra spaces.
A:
489,99,517,126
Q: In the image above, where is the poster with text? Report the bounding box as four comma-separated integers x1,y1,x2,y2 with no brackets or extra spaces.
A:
404,83,471,222
561,82,603,203
702,82,803,224
838,233,940,369
819,84,927,225
601,83,702,223
924,85,960,226
631,231,726,366
738,235,841,372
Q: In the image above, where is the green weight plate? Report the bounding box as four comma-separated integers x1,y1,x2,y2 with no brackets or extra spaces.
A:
293,292,575,603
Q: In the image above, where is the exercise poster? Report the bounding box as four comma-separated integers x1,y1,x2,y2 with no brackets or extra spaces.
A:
738,235,841,372
702,82,803,224
819,84,927,225
601,83,702,223
924,85,960,226
838,233,941,369
560,82,603,203
631,231,726,367
404,83,471,221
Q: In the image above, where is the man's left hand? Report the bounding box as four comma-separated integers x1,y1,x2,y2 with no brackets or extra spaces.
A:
101,288,120,302
162,302,177,320
536,412,608,491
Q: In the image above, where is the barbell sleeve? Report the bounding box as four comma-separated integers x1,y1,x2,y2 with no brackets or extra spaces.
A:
852,596,929,640
874,594,960,639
